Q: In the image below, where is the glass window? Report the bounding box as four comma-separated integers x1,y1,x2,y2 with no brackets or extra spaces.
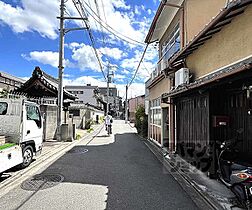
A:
162,23,180,60
0,102,8,115
26,105,41,128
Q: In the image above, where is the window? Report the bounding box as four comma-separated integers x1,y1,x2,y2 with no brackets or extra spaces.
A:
162,23,180,61
150,98,161,126
26,105,42,128
0,102,8,115
149,98,162,144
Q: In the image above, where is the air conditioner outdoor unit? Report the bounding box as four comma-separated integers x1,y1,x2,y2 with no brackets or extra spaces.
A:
175,68,189,87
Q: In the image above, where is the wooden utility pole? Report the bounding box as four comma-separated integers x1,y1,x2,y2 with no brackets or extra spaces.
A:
125,85,128,123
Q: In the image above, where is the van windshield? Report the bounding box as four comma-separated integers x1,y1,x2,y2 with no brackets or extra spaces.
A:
0,102,8,115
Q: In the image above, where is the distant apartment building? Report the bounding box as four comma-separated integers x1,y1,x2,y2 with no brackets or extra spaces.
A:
0,71,25,90
65,85,123,117
65,85,100,106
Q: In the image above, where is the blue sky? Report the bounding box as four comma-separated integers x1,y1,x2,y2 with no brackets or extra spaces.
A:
0,0,159,98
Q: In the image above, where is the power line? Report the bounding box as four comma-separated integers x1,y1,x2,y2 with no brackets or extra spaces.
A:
93,0,111,65
72,0,106,80
82,0,145,46
101,0,107,23
128,44,149,87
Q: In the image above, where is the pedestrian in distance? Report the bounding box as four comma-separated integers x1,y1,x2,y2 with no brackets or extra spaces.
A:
104,114,113,135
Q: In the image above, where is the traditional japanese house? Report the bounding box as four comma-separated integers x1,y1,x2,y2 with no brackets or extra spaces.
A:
146,0,252,175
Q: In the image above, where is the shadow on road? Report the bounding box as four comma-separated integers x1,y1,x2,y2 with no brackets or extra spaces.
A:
18,132,197,210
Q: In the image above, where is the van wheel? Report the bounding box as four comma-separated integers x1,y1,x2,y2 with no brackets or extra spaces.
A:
20,146,33,168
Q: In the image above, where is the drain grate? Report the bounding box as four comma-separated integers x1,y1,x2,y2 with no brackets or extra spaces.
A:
67,148,88,154
21,174,64,191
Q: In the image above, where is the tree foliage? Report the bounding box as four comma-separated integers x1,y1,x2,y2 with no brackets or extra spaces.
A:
135,105,148,137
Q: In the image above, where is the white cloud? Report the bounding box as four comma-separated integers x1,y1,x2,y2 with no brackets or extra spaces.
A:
134,6,141,15
116,83,145,99
0,0,59,39
120,46,157,81
63,74,72,78
83,0,147,45
70,43,101,71
63,75,145,100
114,74,126,82
99,47,126,60
0,0,153,46
122,69,130,75
22,51,73,68
63,76,107,87
112,0,131,10
147,9,152,15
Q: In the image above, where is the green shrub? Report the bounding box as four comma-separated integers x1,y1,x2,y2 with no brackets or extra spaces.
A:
87,127,94,133
99,116,105,124
135,105,148,137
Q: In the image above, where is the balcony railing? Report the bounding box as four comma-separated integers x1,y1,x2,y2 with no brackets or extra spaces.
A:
157,41,180,73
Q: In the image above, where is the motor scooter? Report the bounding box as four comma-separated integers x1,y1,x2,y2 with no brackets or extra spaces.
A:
217,129,252,209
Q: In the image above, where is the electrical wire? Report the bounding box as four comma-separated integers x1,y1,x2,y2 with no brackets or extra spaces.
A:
93,0,111,62
128,44,149,87
101,0,107,23
72,0,107,80
82,0,145,46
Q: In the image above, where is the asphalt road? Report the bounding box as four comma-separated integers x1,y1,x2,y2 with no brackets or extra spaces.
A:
0,120,198,210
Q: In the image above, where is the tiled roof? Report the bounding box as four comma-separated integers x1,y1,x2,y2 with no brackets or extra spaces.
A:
15,66,77,100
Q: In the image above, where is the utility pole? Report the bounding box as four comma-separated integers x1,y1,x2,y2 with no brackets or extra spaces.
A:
106,64,114,116
125,85,128,123
57,0,65,141
106,67,110,116
57,1,88,141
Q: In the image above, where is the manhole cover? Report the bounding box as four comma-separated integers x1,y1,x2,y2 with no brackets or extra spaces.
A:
21,174,64,191
67,148,88,154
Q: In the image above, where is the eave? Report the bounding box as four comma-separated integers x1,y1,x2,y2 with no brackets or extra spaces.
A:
162,57,252,99
145,0,184,44
147,73,165,89
168,0,252,68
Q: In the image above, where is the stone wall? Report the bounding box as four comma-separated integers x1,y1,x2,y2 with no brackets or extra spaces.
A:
40,105,57,140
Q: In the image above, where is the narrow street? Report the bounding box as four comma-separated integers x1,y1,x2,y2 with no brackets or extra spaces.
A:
0,120,198,210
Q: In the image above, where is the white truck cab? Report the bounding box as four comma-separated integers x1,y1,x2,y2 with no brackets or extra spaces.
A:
0,97,43,176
